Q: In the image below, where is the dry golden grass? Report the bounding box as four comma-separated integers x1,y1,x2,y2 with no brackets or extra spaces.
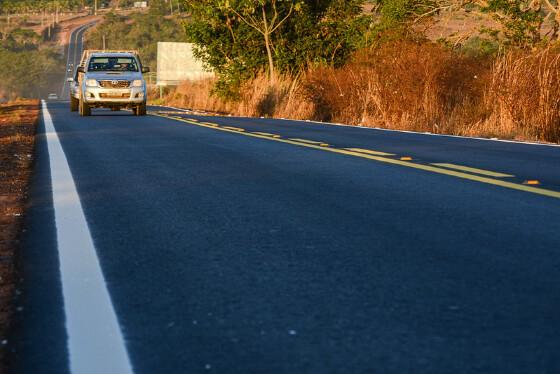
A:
161,41,560,143
165,73,314,119
478,47,560,141
303,41,490,134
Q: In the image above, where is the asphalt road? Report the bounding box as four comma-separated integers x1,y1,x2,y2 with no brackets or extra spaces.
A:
7,101,560,373
60,22,95,100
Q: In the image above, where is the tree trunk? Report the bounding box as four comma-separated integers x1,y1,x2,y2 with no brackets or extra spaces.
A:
262,6,275,84
264,31,275,84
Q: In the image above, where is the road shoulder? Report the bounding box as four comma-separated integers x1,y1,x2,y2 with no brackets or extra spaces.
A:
0,100,39,370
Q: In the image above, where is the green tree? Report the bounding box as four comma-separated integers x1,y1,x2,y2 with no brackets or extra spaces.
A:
184,0,370,96
481,0,543,47
223,0,301,83
85,11,186,69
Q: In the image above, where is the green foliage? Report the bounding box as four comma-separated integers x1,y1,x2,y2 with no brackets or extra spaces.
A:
0,0,94,14
481,0,543,47
85,11,186,70
378,0,437,26
0,28,61,98
184,0,371,98
1,28,41,50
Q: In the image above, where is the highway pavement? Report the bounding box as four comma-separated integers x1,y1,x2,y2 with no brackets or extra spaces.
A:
7,101,560,373
60,22,95,100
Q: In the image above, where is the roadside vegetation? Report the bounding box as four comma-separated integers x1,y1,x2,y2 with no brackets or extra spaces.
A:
159,0,560,143
0,99,39,369
0,0,94,100
84,1,187,71
0,30,61,100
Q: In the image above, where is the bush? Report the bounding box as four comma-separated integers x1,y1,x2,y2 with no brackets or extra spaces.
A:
85,11,186,70
482,47,560,141
162,40,560,143
0,28,61,100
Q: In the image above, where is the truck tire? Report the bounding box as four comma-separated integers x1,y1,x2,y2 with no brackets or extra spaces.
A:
135,102,147,116
79,99,91,116
70,96,79,112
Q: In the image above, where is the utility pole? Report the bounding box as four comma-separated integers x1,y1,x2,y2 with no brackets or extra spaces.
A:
94,0,98,15
102,35,106,50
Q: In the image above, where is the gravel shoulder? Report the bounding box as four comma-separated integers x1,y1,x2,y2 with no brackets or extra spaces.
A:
0,100,39,371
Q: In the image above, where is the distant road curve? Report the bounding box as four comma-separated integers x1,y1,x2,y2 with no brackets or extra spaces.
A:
60,21,96,99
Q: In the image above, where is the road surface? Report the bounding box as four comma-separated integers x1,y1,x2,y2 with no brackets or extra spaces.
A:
7,23,560,374
60,22,95,100
8,101,560,373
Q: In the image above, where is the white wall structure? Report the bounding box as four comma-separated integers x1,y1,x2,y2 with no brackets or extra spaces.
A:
156,42,213,86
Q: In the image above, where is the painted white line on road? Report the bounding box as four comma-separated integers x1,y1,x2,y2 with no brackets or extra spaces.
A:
42,101,134,374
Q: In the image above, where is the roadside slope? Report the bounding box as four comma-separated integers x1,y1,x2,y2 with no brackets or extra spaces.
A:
0,100,39,371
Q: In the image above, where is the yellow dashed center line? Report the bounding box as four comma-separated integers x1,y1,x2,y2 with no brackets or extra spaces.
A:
431,163,514,178
290,138,329,147
345,148,395,156
151,113,560,199
252,132,282,138
222,126,245,132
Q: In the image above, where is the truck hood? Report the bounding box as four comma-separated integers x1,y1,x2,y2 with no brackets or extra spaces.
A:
86,72,144,81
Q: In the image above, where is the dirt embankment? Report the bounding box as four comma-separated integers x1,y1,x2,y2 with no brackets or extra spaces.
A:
0,100,39,369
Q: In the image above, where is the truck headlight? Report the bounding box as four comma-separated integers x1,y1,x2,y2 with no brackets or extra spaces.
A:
85,79,98,87
132,80,143,87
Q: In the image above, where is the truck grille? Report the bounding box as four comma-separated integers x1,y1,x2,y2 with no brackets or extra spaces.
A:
99,80,130,88
100,93,130,99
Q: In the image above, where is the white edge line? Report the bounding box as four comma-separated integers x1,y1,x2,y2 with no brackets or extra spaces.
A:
42,101,134,374
153,105,560,148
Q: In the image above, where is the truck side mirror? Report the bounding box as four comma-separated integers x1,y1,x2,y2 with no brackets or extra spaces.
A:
77,66,85,73
142,66,150,73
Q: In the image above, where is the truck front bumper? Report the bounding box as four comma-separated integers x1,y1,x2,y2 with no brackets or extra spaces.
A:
83,86,145,106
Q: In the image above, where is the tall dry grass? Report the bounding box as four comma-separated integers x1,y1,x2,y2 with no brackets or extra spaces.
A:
478,47,560,141
303,41,489,134
161,41,560,143
164,73,314,119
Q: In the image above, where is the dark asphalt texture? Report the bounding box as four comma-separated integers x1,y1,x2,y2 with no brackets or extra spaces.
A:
60,22,91,100
8,102,560,373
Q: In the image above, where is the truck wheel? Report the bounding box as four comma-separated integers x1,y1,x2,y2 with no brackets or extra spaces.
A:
70,96,79,112
136,102,147,116
79,99,91,116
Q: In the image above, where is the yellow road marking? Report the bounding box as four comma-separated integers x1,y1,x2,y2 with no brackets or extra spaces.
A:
151,113,560,199
201,122,219,127
400,156,413,161
524,180,540,185
346,148,395,156
222,126,245,132
432,163,514,178
253,132,281,138
290,138,329,147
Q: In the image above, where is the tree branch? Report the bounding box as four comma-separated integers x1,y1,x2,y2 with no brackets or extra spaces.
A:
228,6,265,35
270,2,294,33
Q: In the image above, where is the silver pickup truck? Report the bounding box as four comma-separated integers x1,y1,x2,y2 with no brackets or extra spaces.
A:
68,50,150,116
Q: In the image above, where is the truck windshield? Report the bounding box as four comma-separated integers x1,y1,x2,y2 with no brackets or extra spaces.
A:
88,56,139,72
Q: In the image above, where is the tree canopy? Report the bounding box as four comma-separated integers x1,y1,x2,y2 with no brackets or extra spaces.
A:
184,0,371,96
